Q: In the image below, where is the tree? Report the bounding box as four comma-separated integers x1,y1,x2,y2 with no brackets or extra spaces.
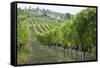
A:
42,8,47,16
65,13,73,20
73,8,96,60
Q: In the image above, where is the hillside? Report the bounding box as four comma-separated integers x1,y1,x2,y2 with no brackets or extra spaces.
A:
17,7,96,64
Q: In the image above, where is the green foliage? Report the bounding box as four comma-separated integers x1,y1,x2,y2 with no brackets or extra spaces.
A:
17,17,29,47
17,9,30,64
17,46,30,64
37,8,96,58
73,8,96,52
17,7,97,63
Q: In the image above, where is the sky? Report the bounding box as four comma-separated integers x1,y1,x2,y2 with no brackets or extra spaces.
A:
17,3,87,15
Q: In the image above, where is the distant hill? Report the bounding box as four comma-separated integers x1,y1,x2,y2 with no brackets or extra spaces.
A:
24,7,73,22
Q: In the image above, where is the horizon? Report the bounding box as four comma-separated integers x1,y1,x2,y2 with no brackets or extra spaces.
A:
17,3,87,15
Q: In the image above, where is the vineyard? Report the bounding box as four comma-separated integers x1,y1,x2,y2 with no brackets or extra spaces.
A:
17,7,97,64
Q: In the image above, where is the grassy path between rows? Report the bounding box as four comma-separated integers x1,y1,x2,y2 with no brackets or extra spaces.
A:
24,29,75,64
